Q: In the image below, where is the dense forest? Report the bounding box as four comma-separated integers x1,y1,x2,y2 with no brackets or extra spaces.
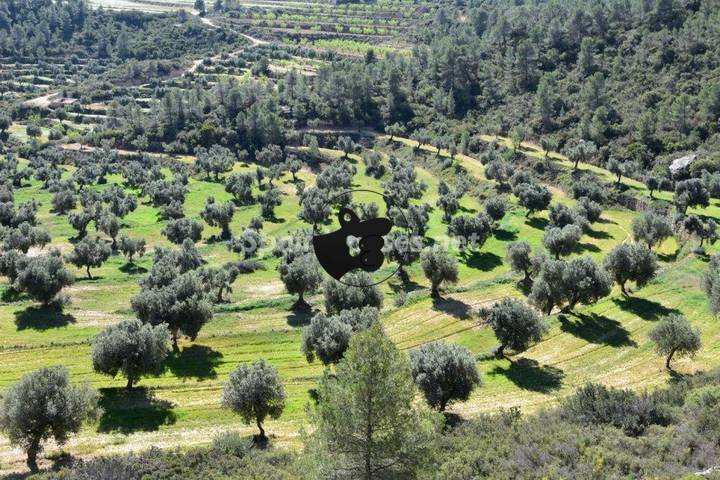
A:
68,0,720,185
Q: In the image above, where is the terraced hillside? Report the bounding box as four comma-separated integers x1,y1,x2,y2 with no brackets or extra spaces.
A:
0,130,718,473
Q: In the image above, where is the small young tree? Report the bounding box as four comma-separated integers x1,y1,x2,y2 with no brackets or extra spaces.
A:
201,197,235,240
0,366,100,473
199,264,240,303
162,218,204,245
604,243,658,295
279,253,322,310
14,250,74,306
420,245,459,298
66,236,111,279
632,211,673,250
645,175,662,198
543,224,583,259
222,360,285,440
649,314,701,370
409,341,481,411
92,319,170,390
436,191,460,223
479,298,548,358
311,324,438,480
118,235,147,264
302,306,378,364
323,271,383,314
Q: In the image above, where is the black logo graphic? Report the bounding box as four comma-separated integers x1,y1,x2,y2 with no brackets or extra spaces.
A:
313,207,393,281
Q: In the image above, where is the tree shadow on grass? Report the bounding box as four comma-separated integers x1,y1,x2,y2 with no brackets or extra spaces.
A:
489,358,564,393
558,313,637,347
432,297,472,320
287,309,315,327
612,297,680,321
164,345,223,381
119,262,148,274
97,387,176,434
658,250,679,262
14,305,76,330
463,250,503,271
526,217,548,231
586,228,612,240
575,242,601,254
494,228,518,242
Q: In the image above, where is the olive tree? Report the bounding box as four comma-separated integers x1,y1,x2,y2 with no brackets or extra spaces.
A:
409,341,480,411
543,224,583,259
201,196,235,240
323,271,383,314
14,250,74,306
506,241,546,284
479,298,548,358
66,236,111,279
222,360,285,440
279,253,323,310
420,245,459,298
302,306,379,365
162,218,204,245
604,243,658,295
649,314,701,370
448,213,493,251
632,211,673,250
484,196,507,225
703,254,720,315
225,173,255,205
675,178,709,214
0,366,100,473
131,270,213,351
92,319,170,390
118,235,146,264
515,182,552,217
195,145,235,180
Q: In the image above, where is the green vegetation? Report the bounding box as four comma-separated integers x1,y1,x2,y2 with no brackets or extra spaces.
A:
2,0,720,477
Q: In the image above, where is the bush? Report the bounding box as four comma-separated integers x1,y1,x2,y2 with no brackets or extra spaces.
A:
561,383,671,436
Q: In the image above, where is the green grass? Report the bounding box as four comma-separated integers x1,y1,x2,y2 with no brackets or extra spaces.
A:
0,138,718,473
